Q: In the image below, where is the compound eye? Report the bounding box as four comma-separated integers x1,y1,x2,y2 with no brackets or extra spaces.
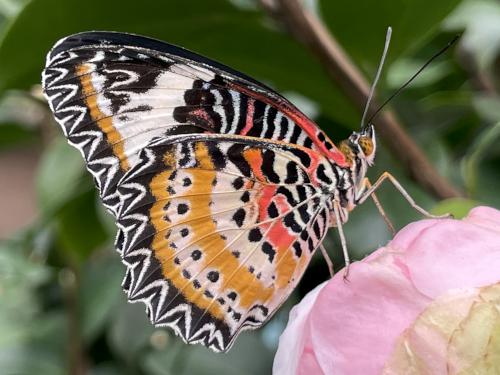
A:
358,136,374,156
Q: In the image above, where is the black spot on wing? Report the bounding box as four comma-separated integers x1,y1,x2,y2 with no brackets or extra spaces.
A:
278,116,289,140
284,212,302,233
288,148,311,168
261,150,280,183
267,202,279,218
247,100,266,137
264,106,277,139
178,143,192,168
293,241,302,257
240,191,250,203
232,176,244,190
289,124,302,145
232,208,246,227
248,228,263,242
207,141,226,170
317,164,332,185
284,161,299,184
262,242,276,263
207,271,219,283
227,144,251,177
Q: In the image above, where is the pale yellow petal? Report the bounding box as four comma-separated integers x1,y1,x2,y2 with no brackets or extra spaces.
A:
383,283,500,375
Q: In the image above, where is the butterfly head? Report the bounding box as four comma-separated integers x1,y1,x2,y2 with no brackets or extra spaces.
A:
339,124,376,187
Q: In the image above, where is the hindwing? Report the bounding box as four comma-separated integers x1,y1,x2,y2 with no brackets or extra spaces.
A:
116,134,334,351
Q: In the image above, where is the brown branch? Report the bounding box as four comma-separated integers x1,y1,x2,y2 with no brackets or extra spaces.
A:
263,0,462,199
61,267,88,375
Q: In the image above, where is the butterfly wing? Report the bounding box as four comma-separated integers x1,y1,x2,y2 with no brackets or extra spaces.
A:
42,31,347,216
116,134,335,351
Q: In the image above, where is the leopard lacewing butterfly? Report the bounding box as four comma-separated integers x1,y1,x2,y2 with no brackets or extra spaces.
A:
42,30,446,352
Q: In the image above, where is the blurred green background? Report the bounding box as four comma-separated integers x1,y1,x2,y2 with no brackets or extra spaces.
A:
0,0,499,374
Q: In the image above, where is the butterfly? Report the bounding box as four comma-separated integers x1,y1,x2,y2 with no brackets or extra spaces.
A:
42,31,444,352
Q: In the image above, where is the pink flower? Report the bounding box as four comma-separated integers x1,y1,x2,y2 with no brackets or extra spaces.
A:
273,206,500,375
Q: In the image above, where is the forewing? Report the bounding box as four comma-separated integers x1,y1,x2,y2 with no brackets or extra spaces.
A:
42,31,346,216
116,134,333,352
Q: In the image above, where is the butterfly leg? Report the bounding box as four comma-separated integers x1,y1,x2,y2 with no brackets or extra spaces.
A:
360,177,396,235
357,172,451,219
333,199,350,280
319,243,335,278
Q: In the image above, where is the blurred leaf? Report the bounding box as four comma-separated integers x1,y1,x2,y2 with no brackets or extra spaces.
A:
89,363,126,375
108,299,155,361
0,241,50,345
95,199,118,238
142,331,273,375
0,91,45,148
0,309,68,375
55,190,108,261
321,0,461,70
0,0,28,34
431,198,480,218
0,0,358,127
444,0,500,69
387,59,452,89
419,90,472,111
0,122,36,148
0,0,27,17
0,345,66,375
472,160,500,208
80,253,123,343
182,332,273,375
472,95,500,123
0,241,67,375
36,137,88,215
462,121,500,196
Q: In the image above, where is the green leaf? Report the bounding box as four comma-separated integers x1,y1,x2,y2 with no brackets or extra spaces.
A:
55,190,108,261
36,137,88,215
321,0,462,70
443,0,500,69
462,121,500,196
79,253,123,343
0,240,67,375
108,299,155,361
472,95,500,124
0,121,36,148
0,345,66,375
431,198,480,218
386,59,452,89
0,241,50,346
141,331,273,375
0,0,358,127
0,92,43,149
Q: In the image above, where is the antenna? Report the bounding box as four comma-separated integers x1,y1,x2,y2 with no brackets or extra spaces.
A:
366,34,461,125
361,26,392,129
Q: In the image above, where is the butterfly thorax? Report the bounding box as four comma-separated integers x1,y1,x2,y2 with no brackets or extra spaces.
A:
328,125,376,225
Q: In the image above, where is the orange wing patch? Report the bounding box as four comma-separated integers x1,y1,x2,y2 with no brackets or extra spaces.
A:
149,142,275,323
77,63,130,170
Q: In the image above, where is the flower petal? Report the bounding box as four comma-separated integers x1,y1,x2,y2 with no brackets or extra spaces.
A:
273,282,326,375
383,283,500,374
273,206,500,375
395,207,500,298
308,252,430,374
